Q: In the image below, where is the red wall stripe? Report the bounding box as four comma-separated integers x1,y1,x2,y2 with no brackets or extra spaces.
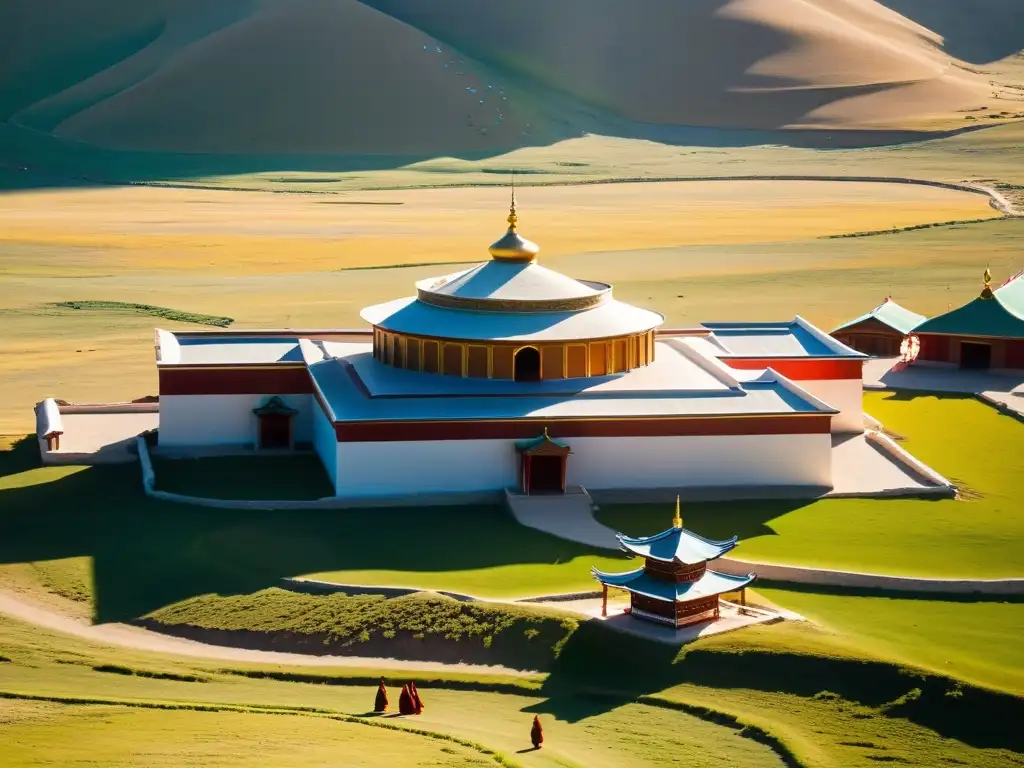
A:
159,367,313,396
720,358,863,380
334,415,832,442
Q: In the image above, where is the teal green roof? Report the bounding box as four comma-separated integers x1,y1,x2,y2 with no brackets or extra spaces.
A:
914,275,1024,339
592,567,755,603
515,431,570,452
617,526,737,565
832,298,925,335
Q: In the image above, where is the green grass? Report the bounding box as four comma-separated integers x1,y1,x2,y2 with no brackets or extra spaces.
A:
143,588,579,671
0,435,625,624
2,611,1022,768
0,700,507,768
751,588,1024,696
51,300,233,327
597,392,1024,578
152,455,334,500
0,618,788,768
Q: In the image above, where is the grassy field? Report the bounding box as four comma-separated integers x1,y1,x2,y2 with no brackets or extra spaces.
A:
1,701,504,768
0,434,628,623
598,391,1024,578
1,605,1022,768
751,588,1024,697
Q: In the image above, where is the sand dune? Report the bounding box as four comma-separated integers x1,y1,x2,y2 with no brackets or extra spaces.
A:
3,0,1021,155
367,0,1002,130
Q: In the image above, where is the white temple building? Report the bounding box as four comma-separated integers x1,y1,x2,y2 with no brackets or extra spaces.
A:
154,196,875,501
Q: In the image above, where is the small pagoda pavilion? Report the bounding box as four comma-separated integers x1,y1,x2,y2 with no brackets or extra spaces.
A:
593,498,755,628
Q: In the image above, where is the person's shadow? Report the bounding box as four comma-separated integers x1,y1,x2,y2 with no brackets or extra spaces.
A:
516,747,540,754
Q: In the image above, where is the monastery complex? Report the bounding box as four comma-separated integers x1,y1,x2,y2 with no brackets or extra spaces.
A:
153,196,874,500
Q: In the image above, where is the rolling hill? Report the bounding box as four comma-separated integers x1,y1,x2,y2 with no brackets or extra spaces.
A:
1,0,1022,156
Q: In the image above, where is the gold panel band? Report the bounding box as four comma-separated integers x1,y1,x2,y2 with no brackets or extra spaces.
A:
373,327,655,380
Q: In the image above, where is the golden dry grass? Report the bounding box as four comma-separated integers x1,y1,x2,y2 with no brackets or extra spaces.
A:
0,178,1016,432
0,181,999,273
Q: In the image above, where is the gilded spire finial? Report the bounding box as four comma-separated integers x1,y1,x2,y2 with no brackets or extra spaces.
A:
672,495,682,529
981,267,994,299
488,170,539,262
507,171,518,231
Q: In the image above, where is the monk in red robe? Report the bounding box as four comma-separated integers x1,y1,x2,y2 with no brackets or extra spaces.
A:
374,678,388,713
410,681,424,714
398,684,415,715
531,715,543,749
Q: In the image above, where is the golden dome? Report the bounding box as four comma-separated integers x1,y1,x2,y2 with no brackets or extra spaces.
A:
489,192,540,262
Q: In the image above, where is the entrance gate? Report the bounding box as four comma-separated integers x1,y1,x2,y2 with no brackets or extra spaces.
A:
516,428,571,494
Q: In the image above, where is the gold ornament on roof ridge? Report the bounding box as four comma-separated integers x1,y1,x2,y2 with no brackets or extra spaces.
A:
981,267,994,299
672,494,683,529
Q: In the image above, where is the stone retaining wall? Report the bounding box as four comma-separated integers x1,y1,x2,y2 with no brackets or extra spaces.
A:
137,437,500,509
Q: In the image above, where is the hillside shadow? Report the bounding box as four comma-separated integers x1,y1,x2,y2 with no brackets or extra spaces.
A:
877,1,1024,63
528,619,1023,751
0,438,621,623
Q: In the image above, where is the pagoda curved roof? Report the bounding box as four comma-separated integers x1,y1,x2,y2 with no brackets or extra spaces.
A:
416,261,609,306
592,567,754,603
360,293,663,342
617,527,738,565
832,298,926,336
913,276,1024,339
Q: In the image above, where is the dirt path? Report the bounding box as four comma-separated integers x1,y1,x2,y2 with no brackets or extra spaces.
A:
0,589,535,677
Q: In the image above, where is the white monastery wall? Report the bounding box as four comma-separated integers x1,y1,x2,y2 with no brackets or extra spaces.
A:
331,432,832,497
565,434,832,490
334,439,520,497
312,401,339,492
159,394,313,447
795,379,864,433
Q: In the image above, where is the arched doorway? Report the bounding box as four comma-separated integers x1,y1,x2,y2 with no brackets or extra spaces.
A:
514,347,541,382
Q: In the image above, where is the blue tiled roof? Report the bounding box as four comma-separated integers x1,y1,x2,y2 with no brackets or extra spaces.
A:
617,526,737,565
592,567,755,602
701,317,865,358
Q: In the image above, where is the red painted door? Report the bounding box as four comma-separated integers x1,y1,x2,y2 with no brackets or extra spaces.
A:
259,414,291,449
529,456,564,493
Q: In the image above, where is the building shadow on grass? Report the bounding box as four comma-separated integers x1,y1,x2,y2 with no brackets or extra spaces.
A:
0,435,815,624
0,436,631,623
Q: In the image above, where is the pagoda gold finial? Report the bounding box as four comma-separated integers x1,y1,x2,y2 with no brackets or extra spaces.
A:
508,172,518,231
981,267,994,299
672,495,682,529
488,176,539,262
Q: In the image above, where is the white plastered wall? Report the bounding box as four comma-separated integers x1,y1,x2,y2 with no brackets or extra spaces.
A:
332,432,832,497
334,439,520,497
158,394,313,447
565,433,832,490
794,379,864,434
312,400,338,492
